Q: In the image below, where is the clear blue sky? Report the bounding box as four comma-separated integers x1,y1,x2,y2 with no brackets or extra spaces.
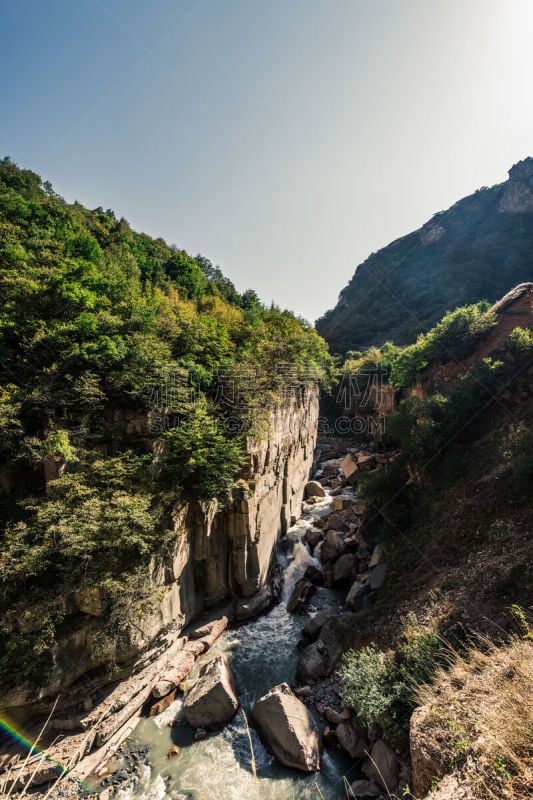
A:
2,0,533,322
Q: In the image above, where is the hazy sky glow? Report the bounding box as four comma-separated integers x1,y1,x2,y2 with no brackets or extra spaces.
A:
2,0,533,321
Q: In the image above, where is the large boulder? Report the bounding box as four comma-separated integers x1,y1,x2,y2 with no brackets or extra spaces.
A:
305,528,323,548
322,530,346,562
302,608,334,640
336,720,368,759
333,553,357,585
305,480,326,498
183,655,239,729
252,683,321,772
325,513,346,532
362,739,399,792
236,588,272,621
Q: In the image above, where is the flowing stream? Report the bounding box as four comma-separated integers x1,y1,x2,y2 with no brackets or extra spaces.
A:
108,487,353,800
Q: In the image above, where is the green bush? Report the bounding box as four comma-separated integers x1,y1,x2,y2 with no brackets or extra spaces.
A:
507,326,533,353
339,644,397,728
339,621,447,739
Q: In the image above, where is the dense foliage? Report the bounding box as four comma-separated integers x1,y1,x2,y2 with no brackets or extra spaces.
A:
317,165,533,352
0,157,331,685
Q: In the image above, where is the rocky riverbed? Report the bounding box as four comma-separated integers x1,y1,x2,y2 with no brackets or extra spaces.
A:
10,438,408,800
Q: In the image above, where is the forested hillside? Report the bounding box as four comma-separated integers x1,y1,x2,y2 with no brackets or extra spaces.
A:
317,158,533,353
0,157,330,686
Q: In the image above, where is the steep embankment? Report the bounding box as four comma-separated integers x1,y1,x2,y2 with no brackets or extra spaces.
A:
317,158,533,353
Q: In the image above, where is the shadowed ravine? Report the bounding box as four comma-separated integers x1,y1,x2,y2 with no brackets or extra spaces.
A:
104,483,354,800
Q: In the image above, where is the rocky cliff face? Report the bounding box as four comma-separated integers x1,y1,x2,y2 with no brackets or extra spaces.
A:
316,157,533,353
0,387,319,716
499,157,533,212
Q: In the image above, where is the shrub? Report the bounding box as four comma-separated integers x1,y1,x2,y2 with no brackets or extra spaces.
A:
339,644,397,728
339,620,448,739
507,326,533,353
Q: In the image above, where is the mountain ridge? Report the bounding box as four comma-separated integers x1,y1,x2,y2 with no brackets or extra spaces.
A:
316,157,533,353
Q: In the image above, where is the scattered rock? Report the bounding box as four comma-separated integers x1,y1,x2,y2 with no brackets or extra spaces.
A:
322,530,346,562
331,496,355,512
368,563,387,590
349,779,382,798
346,580,371,610
305,528,323,548
166,745,181,759
336,721,369,759
362,739,399,792
252,683,321,772
302,608,334,640
287,579,315,613
325,513,346,532
296,640,329,682
305,480,326,498
324,706,343,725
295,685,312,698
369,544,384,569
357,454,375,471
183,655,239,730
303,565,325,585
322,459,343,477
333,553,357,584
341,453,360,482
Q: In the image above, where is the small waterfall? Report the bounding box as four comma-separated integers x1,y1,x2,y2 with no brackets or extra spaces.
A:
282,541,320,602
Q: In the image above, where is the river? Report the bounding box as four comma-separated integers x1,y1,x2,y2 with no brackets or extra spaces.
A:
107,485,354,800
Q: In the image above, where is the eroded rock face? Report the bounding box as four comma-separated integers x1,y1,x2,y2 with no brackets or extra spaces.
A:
252,683,321,772
499,157,533,212
183,655,239,730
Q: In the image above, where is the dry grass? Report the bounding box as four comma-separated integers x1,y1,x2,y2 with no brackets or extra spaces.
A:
416,634,533,799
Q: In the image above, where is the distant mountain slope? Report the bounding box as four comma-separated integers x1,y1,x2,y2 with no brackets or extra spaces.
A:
316,158,533,353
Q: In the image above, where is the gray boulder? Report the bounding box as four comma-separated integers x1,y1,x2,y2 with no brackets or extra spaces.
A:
322,530,346,562
349,779,382,798
336,720,368,759
333,553,356,584
296,639,329,682
362,739,399,792
252,683,321,772
183,655,239,729
346,580,371,610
